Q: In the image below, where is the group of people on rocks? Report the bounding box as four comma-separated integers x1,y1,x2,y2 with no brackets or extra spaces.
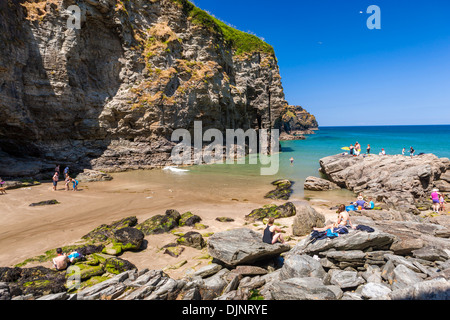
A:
348,142,415,158
52,165,79,192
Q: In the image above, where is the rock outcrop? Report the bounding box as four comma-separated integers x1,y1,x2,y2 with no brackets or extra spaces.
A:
277,105,318,141
0,0,294,178
304,176,341,191
319,153,450,213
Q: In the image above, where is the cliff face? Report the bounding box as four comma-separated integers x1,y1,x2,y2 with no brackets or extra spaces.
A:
0,0,308,177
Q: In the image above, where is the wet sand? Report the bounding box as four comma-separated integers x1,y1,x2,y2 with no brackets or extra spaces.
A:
0,168,355,279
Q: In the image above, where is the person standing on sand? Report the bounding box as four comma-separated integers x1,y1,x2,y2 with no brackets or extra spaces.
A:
410,146,415,158
366,144,371,155
262,217,285,244
349,144,354,156
52,172,59,191
290,157,294,164
65,175,71,191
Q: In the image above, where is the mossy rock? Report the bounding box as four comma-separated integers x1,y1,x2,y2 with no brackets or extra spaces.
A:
82,216,138,243
215,217,234,222
9,266,67,298
176,231,206,249
102,241,123,256
136,209,181,235
162,243,185,258
113,227,145,252
29,199,59,207
245,202,296,222
179,211,202,226
264,180,293,200
104,257,137,275
193,223,208,230
69,263,105,281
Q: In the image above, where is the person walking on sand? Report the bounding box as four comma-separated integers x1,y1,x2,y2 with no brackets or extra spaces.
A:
52,172,59,191
402,148,406,156
262,217,285,244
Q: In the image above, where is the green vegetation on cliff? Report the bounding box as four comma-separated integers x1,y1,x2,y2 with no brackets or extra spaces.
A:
172,0,275,56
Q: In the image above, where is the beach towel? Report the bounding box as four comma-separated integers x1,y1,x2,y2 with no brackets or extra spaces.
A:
326,229,339,238
356,225,375,233
333,226,349,234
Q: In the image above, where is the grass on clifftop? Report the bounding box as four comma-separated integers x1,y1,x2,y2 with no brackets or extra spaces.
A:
172,0,275,56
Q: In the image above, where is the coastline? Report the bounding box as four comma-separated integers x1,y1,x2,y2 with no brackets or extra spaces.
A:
0,166,352,279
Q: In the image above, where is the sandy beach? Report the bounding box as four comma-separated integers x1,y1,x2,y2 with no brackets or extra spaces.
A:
0,168,354,279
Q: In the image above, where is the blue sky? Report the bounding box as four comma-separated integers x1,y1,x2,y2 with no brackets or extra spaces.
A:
192,0,450,126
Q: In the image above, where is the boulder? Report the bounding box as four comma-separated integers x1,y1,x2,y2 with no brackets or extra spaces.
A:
319,153,450,212
304,176,341,191
75,169,113,182
82,216,138,243
292,204,325,236
136,209,181,235
264,179,293,200
328,269,365,289
113,227,144,251
177,231,205,249
245,202,296,222
279,254,326,280
207,228,290,266
293,229,395,255
265,277,339,300
179,211,202,227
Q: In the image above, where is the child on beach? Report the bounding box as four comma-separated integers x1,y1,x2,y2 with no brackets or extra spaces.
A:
439,194,446,212
52,172,59,191
70,178,79,191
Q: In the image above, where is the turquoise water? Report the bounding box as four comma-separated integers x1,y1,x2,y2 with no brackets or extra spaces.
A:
170,125,450,198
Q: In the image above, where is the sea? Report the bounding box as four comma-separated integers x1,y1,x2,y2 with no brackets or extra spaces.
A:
132,125,450,200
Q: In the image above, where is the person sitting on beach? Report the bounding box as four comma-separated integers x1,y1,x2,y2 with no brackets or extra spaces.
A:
314,205,356,232
439,194,446,212
379,148,386,155
355,195,366,210
262,217,285,244
53,248,69,271
364,197,375,210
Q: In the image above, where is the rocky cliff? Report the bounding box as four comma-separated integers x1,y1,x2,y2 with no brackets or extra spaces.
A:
0,0,309,178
